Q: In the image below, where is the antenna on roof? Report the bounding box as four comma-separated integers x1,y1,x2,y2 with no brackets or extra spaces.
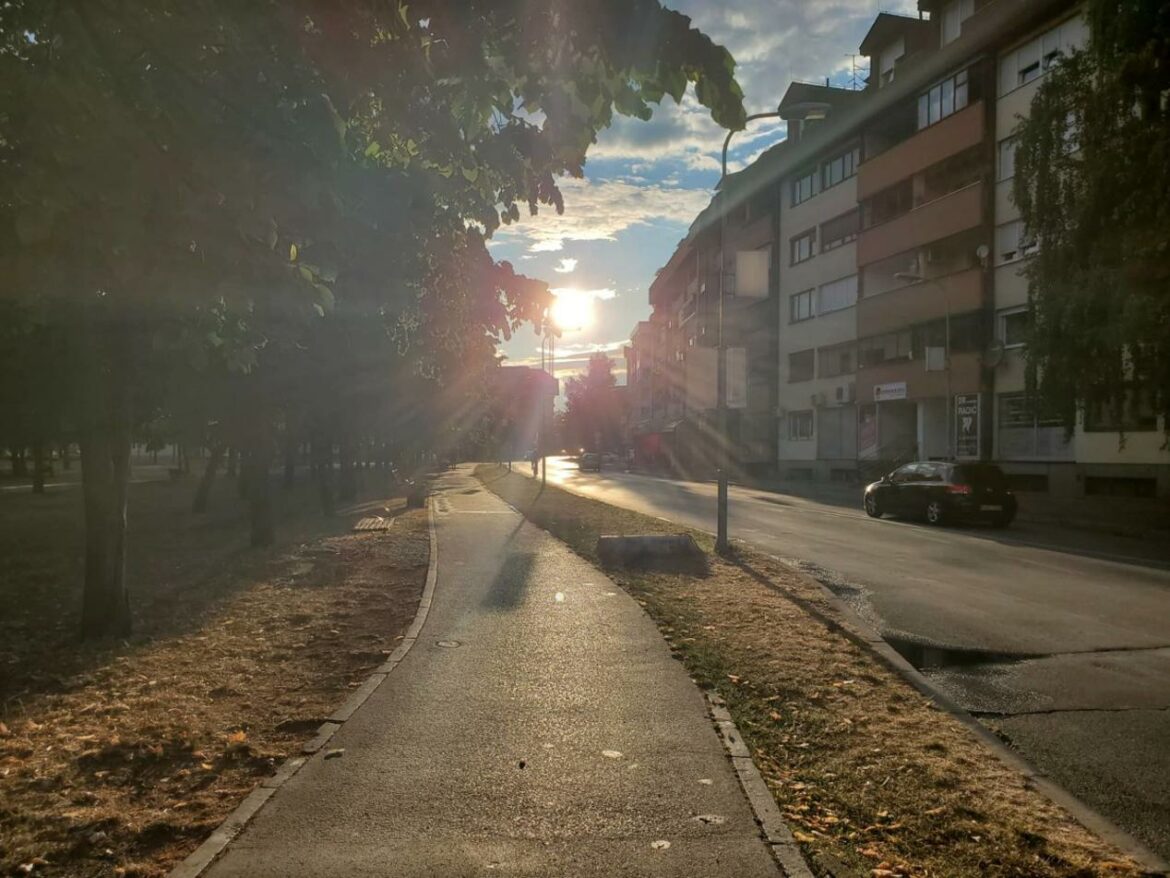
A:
845,54,865,91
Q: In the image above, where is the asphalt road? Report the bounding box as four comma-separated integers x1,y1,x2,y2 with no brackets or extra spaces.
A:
526,456,1170,864
207,468,779,877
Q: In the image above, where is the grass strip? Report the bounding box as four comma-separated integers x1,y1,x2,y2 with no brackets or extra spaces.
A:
476,464,1146,878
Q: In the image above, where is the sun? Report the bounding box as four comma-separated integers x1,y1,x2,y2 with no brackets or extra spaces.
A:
550,289,594,331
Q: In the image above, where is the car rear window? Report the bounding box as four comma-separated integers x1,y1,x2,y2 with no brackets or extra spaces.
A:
952,464,1007,487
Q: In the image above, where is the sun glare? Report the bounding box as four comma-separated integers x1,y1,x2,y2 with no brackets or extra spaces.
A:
550,289,594,331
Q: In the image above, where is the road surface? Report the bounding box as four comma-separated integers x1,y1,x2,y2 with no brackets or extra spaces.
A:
521,456,1170,863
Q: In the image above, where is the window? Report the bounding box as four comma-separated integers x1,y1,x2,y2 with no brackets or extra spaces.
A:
996,220,1039,264
817,274,858,314
941,0,975,45
790,168,819,206
863,180,913,228
789,289,814,323
878,37,904,88
818,344,856,378
917,69,969,129
998,136,1017,181
788,349,815,383
821,209,860,251
790,228,816,264
998,307,1029,347
787,410,814,440
999,18,1085,96
1084,390,1158,433
997,393,1071,459
860,330,912,366
821,146,860,190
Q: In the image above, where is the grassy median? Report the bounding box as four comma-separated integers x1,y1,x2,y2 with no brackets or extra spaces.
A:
476,464,1146,878
0,472,428,877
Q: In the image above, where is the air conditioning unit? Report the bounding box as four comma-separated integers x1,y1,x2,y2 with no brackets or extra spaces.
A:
811,391,826,406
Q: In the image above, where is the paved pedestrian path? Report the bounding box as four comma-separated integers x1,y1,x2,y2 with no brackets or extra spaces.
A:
204,466,778,877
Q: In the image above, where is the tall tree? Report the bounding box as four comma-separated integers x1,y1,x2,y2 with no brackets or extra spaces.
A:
564,353,623,451
1013,0,1170,437
0,1,745,636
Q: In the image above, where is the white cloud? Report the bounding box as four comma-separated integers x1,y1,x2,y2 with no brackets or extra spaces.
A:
554,258,578,273
494,177,713,253
552,286,616,301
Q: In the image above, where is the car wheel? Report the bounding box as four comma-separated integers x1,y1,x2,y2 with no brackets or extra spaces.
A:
864,493,882,518
925,500,947,526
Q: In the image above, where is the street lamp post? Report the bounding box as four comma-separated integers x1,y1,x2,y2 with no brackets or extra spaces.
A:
540,322,556,488
716,111,783,554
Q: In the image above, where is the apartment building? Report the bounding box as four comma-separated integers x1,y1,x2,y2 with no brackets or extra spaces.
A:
776,84,865,481
627,0,1169,496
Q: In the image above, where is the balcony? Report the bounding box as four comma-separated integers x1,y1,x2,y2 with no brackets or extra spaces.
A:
857,351,982,403
858,101,986,201
859,267,984,336
858,181,984,267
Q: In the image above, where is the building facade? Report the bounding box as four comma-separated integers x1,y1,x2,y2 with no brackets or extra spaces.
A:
628,0,1170,497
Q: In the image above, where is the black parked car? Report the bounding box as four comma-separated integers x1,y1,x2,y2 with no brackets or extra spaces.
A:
864,461,1017,527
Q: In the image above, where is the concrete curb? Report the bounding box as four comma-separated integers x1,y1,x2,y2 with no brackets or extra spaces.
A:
707,694,814,878
168,499,439,878
765,558,1170,876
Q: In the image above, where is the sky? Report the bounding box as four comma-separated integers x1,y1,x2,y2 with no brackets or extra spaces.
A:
488,0,914,391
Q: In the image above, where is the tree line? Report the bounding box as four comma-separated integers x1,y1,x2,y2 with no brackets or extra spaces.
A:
0,0,746,637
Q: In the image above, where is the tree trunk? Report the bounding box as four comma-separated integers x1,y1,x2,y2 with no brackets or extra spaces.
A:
338,435,357,502
313,438,335,516
244,448,274,547
31,442,46,493
79,346,133,640
192,444,225,513
282,434,296,489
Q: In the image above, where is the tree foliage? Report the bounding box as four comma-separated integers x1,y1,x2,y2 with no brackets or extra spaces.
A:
1013,0,1170,437
0,1,745,636
564,353,623,451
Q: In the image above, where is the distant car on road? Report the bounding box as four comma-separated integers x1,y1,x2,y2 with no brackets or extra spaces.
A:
601,452,620,466
864,461,1017,527
579,452,601,472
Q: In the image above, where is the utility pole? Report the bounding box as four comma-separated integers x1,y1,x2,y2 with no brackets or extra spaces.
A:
717,110,784,554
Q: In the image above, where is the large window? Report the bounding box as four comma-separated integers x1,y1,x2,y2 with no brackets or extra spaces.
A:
788,349,815,383
821,209,860,251
1084,390,1158,433
860,330,912,367
787,410,814,440
998,136,1017,181
819,343,856,378
821,146,860,190
863,180,913,228
790,168,819,206
996,220,1039,264
790,228,816,264
999,17,1085,96
789,289,814,323
917,69,969,130
998,306,1029,348
817,274,858,314
997,393,1070,460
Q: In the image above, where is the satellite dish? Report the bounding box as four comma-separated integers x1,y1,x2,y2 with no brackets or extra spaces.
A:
985,338,1006,368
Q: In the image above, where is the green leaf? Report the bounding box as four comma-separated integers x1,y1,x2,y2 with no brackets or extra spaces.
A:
289,243,298,262
298,266,314,283
364,141,381,158
461,165,479,183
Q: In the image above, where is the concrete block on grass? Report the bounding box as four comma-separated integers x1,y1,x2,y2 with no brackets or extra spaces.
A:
596,533,706,573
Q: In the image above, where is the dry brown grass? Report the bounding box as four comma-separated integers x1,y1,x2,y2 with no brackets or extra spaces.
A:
477,464,1148,878
0,470,428,877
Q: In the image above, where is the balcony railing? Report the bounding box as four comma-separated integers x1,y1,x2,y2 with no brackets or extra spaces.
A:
859,267,984,336
858,181,984,267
